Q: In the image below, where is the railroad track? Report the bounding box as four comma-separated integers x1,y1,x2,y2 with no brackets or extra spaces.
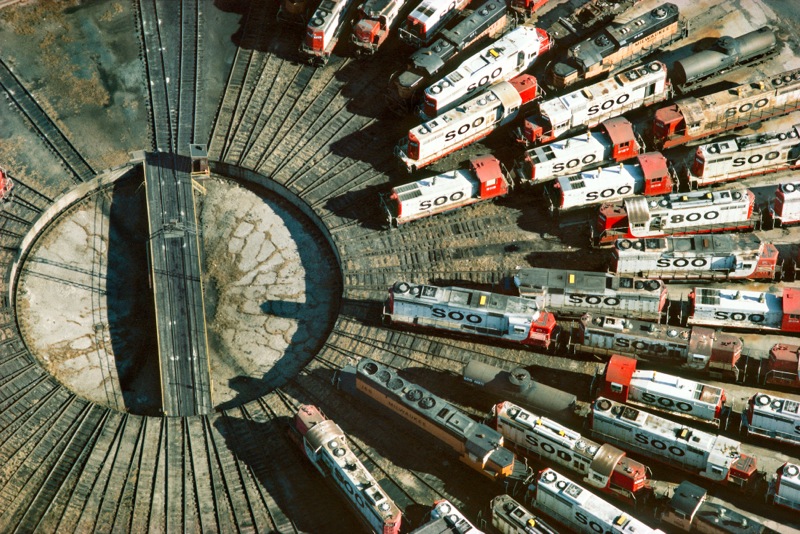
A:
0,59,95,184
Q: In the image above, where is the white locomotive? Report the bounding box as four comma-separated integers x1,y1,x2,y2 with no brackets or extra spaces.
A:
492,401,650,502
611,233,780,281
574,314,743,381
513,117,641,185
686,125,800,189
302,0,360,65
531,469,664,534
771,463,800,511
491,494,557,534
550,152,674,212
598,355,727,427
292,405,403,534
688,287,800,333
422,25,551,118
430,500,484,533
396,75,539,172
742,393,800,446
384,281,559,349
771,181,800,227
381,155,509,226
590,398,759,488
513,268,666,320
595,188,757,246
399,0,471,47
521,61,670,145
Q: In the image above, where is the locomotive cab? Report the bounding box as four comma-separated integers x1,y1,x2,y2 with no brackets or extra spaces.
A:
653,105,685,145
354,17,382,45
602,117,639,162
782,287,800,333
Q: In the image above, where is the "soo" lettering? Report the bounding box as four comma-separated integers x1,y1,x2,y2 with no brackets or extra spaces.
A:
724,98,769,118
656,257,708,268
633,433,686,456
587,94,630,116
640,392,693,412
568,295,621,306
586,185,632,202
432,307,483,324
524,434,573,463
732,151,781,167
552,154,597,173
467,67,503,93
614,338,668,353
444,116,485,142
713,311,765,323
419,191,465,210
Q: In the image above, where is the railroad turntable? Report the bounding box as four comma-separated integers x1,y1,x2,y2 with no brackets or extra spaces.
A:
2,0,800,533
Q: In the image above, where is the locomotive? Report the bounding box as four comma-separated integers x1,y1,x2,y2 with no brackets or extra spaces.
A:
351,0,408,54
549,152,675,212
422,25,551,118
521,61,670,146
278,0,314,24
545,3,686,90
688,287,800,333
390,0,509,105
530,468,664,534
513,117,641,185
597,355,728,427
380,155,510,227
573,314,743,381
490,494,557,534
338,358,534,483
590,397,760,489
771,182,800,227
686,125,800,190
611,234,780,282
396,74,539,172
513,267,666,320
742,393,800,446
594,188,757,246
770,463,800,511
672,27,778,93
0,167,12,204
492,401,650,502
761,343,800,389
302,0,360,65
428,500,483,533
384,281,559,349
291,405,403,534
399,0,471,47
463,359,577,417
652,67,800,149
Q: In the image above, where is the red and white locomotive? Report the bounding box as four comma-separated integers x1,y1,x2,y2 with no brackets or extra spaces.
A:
381,155,509,226
520,61,669,145
573,314,743,381
770,463,800,511
594,188,757,246
590,398,759,489
597,355,727,427
384,281,559,349
396,74,539,172
762,343,800,389
771,182,800,227
351,0,408,54
653,67,800,149
291,405,402,534
399,0,471,47
550,152,674,212
492,401,650,502
422,25,551,118
302,0,360,65
531,469,663,534
688,286,800,333
742,393,800,446
686,125,800,189
513,268,666,320
513,117,641,185
611,234,780,281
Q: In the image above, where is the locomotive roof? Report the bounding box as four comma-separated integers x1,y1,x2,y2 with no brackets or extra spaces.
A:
624,188,747,225
630,370,723,406
778,463,800,488
360,0,397,18
618,234,762,255
396,282,540,315
392,169,475,203
667,480,706,516
527,130,602,164
499,402,602,455
601,117,636,146
699,125,800,156
751,393,800,420
693,287,781,313
515,268,661,294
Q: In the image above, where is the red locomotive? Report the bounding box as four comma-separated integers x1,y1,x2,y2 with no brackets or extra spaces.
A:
762,343,800,389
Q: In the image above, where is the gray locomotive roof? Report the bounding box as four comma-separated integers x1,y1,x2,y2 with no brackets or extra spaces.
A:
668,481,706,516
515,268,657,293
434,285,540,314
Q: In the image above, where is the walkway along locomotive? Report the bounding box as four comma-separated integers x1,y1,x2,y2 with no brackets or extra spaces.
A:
422,25,551,118
291,405,403,534
688,287,800,333
545,2,686,90
492,401,651,503
610,234,780,282
338,358,534,484
590,397,760,490
513,267,666,320
594,188,758,246
381,155,510,227
384,281,559,349
513,117,641,185
396,74,539,172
